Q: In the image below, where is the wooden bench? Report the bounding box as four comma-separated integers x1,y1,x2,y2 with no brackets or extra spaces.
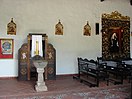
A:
97,57,124,85
73,57,108,87
106,66,124,85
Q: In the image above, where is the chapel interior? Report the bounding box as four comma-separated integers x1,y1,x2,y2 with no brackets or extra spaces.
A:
0,0,132,98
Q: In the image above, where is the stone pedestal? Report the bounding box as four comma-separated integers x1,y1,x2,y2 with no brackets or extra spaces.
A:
33,60,48,92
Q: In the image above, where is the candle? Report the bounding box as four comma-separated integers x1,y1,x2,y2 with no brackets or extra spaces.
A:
35,41,39,55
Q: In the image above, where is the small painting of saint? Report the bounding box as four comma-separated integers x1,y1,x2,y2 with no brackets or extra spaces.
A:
83,21,91,36
7,18,16,35
55,20,63,35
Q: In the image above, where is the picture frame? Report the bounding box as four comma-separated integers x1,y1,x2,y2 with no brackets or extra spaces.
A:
83,21,91,36
55,20,63,35
0,39,14,59
7,18,16,35
102,11,130,60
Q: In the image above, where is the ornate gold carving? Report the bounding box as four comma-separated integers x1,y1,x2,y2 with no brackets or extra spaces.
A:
20,52,27,62
48,52,53,59
102,11,130,60
20,67,27,75
102,11,130,21
19,44,28,62
47,44,55,60
27,35,30,40
47,67,54,74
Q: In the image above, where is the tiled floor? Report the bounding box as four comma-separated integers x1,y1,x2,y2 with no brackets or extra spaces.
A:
0,75,131,99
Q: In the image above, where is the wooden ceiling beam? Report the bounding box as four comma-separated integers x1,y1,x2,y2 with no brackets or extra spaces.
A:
100,0,131,5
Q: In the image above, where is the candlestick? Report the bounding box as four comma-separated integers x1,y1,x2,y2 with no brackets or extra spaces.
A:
35,41,39,55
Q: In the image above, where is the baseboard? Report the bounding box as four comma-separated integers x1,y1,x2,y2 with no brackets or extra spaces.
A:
0,74,78,80
56,74,78,76
0,76,17,80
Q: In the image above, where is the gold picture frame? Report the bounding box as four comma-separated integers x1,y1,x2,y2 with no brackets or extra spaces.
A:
102,11,130,60
0,39,14,59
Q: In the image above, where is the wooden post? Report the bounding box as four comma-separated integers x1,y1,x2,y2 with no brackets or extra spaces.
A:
101,0,104,2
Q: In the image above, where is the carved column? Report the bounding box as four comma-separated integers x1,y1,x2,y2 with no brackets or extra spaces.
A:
32,58,48,92
35,66,47,92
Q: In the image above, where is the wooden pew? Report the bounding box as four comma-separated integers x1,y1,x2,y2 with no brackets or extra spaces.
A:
97,57,124,85
106,66,123,85
73,57,108,87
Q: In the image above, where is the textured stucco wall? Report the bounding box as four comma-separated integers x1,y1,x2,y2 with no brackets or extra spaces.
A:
0,0,131,77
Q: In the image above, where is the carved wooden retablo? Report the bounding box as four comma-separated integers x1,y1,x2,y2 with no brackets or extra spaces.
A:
102,11,130,60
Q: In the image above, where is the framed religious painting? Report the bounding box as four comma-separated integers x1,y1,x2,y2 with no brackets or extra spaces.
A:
55,20,63,35
102,11,130,60
0,39,14,59
7,18,16,35
83,21,91,36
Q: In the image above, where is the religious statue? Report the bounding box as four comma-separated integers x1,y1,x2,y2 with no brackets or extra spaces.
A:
110,32,119,53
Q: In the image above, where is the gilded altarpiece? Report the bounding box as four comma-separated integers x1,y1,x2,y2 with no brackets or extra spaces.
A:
102,11,130,60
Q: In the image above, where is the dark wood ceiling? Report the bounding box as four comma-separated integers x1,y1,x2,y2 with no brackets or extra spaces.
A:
101,0,132,5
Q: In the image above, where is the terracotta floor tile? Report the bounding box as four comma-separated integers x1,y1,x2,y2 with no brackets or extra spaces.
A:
0,75,131,99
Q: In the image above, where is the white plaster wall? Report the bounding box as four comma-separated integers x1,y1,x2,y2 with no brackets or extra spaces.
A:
0,0,132,77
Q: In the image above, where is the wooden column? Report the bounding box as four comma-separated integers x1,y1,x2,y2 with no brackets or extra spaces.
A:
27,35,31,80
